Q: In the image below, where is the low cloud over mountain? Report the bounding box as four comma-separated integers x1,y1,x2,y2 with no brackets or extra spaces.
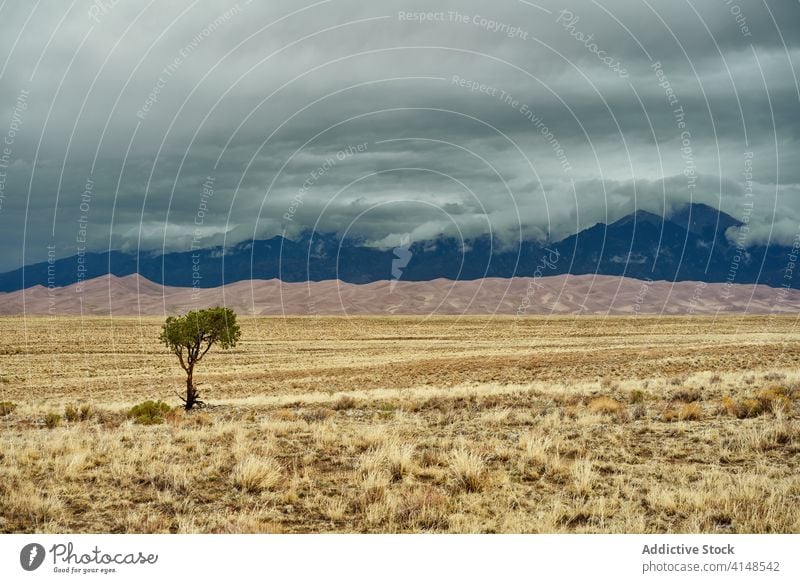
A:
2,204,799,293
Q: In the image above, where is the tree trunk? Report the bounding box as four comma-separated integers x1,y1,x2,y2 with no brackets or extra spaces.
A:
185,367,197,410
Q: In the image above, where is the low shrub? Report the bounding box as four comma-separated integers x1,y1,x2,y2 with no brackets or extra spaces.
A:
758,386,790,400
588,396,625,416
95,409,126,429
762,372,785,382
44,412,61,429
64,403,93,423
331,395,358,411
0,401,16,416
191,412,214,427
670,387,702,403
662,403,703,422
721,396,766,419
300,408,333,423
164,408,214,427
377,401,396,420
678,402,703,421
755,387,792,414
127,400,171,425
600,377,617,389
64,405,78,422
629,390,646,404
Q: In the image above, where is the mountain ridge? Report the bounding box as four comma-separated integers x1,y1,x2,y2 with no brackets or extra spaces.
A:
1,203,796,292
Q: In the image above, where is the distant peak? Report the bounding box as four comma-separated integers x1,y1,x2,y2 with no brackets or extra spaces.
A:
610,209,665,228
668,202,741,237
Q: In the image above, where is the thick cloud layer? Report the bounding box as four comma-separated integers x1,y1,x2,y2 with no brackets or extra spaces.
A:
0,0,798,271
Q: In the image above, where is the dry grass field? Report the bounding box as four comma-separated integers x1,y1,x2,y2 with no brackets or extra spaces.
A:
1,314,799,533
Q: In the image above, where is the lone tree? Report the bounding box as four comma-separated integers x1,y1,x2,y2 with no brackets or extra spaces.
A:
159,307,241,410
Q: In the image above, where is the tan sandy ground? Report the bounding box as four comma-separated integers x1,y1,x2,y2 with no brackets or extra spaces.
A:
4,273,800,316
0,315,798,533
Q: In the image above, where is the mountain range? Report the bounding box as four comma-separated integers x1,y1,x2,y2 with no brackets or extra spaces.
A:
1,203,796,292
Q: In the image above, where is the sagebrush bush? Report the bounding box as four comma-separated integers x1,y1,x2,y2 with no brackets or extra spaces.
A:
127,400,171,425
0,401,16,416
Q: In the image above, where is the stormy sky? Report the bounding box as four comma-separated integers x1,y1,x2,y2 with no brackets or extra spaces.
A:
0,0,798,271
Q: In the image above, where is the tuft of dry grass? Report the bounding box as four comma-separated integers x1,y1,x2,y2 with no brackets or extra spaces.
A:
357,439,416,482
670,387,702,403
0,401,18,416
323,497,348,521
2,485,64,528
757,387,793,413
721,397,767,419
664,402,704,422
587,396,625,417
571,459,595,496
359,469,390,506
231,456,282,493
331,395,358,410
449,449,488,493
520,433,554,468
628,389,647,404
393,487,450,530
64,404,93,423
384,440,416,482
680,402,703,421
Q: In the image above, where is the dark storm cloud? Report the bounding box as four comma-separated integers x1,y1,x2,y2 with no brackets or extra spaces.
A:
0,0,798,270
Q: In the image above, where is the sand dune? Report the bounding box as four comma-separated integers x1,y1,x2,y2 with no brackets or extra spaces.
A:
1,274,799,316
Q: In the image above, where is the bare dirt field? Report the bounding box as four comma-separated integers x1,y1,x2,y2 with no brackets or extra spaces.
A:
1,315,799,533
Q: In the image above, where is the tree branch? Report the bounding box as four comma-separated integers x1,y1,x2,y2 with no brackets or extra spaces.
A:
197,340,215,362
174,348,189,372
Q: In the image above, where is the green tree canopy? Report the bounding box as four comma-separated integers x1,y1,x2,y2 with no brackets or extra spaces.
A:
159,306,241,410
